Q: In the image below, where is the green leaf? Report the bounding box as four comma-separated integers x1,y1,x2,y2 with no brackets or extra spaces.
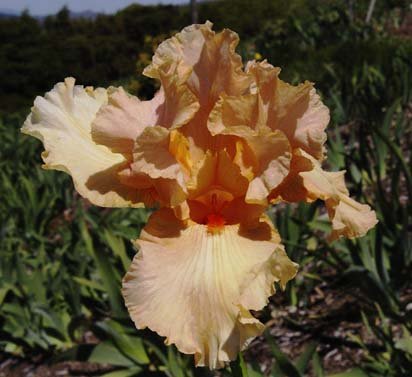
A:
327,368,368,377
395,335,412,355
95,321,150,365
373,122,412,200
52,344,94,363
0,286,10,305
296,341,317,373
101,367,142,377
104,229,131,272
266,334,302,377
73,276,106,291
230,352,249,377
89,342,135,367
312,352,324,377
80,221,124,317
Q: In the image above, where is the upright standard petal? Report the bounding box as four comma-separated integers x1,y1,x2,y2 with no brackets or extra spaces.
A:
210,60,329,161
144,22,250,110
144,22,252,168
273,82,330,160
209,96,292,205
249,61,330,160
21,78,143,207
122,209,297,369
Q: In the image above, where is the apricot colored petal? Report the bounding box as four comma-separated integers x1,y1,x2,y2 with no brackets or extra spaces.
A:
327,197,379,241
169,129,193,174
91,87,164,154
187,149,248,200
144,22,251,108
242,130,291,204
122,209,297,369
128,126,187,207
220,197,267,226
208,94,261,135
246,60,281,103
299,150,378,240
208,111,292,204
216,149,249,198
238,215,299,309
187,195,266,227
21,78,143,207
273,81,329,160
269,149,314,203
156,65,200,128
187,150,216,198
133,126,183,181
246,61,330,160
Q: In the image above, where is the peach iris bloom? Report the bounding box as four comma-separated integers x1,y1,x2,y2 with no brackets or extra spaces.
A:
22,22,377,369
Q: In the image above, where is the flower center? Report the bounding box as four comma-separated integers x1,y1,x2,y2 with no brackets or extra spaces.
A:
205,192,227,233
187,190,233,232
206,212,226,233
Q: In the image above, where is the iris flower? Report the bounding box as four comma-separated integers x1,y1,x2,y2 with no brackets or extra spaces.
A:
22,23,377,369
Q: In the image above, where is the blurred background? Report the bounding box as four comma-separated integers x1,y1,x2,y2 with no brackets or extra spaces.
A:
0,0,411,376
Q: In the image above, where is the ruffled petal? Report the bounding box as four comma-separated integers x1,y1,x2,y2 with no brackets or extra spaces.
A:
153,21,252,169
21,78,143,207
208,97,292,204
327,197,379,241
243,61,330,160
296,150,378,240
120,126,187,207
270,149,377,240
246,60,281,104
273,81,329,160
269,149,314,203
208,94,261,134
144,22,251,109
91,87,165,154
238,129,291,205
122,209,297,369
187,149,249,200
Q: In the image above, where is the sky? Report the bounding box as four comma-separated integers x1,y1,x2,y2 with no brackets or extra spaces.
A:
0,0,189,15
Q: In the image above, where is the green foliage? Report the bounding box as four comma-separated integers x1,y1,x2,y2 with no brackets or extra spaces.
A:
1,0,411,376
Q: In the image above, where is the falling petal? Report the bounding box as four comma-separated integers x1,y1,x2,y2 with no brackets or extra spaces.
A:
121,126,188,207
22,78,143,207
122,209,297,369
91,87,165,154
285,149,377,240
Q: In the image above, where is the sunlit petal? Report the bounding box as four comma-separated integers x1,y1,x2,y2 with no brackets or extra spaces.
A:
327,197,379,241
121,126,187,207
122,209,297,368
269,149,314,203
144,22,251,110
21,78,143,207
91,87,164,154
297,150,378,240
247,60,330,160
187,149,249,200
270,149,377,239
239,130,291,205
272,80,329,161
209,98,292,204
